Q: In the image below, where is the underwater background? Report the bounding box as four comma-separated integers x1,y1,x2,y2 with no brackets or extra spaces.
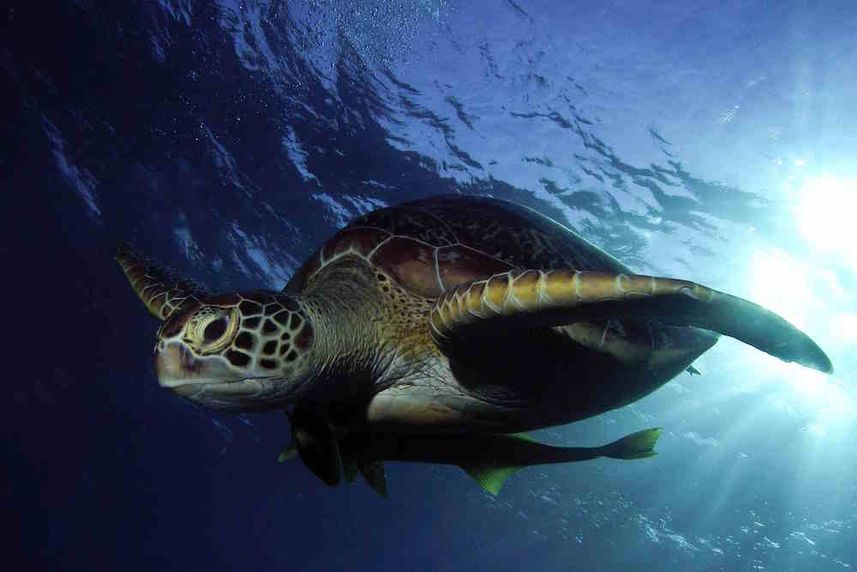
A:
3,1,857,570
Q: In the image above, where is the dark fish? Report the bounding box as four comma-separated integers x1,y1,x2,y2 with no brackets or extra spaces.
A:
281,426,662,496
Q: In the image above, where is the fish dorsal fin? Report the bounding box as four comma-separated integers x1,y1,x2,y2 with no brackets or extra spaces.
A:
289,408,342,487
343,460,359,483
460,464,520,496
115,244,210,321
357,461,388,498
429,269,832,373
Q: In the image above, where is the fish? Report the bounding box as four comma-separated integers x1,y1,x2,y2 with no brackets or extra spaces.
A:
280,425,662,497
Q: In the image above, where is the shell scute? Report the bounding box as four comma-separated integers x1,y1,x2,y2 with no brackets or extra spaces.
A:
436,244,512,290
285,195,632,299
390,208,458,246
370,236,441,298
322,227,391,263
354,205,458,246
352,207,397,234
284,227,390,294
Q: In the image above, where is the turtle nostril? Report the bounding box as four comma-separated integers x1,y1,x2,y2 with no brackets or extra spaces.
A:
156,342,229,388
179,345,197,371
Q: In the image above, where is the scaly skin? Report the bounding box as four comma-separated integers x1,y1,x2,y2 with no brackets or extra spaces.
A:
117,246,831,432
117,195,832,435
296,254,464,428
430,269,832,373
117,244,449,418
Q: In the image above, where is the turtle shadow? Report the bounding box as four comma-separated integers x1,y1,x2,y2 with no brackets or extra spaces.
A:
445,328,643,425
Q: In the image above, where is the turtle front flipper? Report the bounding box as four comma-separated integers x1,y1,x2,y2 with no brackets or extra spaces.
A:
115,244,210,320
430,270,832,373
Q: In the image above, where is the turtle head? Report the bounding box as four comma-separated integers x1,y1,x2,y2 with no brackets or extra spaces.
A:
154,292,316,409
116,246,316,410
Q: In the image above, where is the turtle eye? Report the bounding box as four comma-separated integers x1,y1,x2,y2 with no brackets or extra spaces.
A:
191,309,238,353
203,318,228,342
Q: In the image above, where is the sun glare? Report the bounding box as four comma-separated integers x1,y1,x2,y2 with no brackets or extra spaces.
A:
794,176,857,272
748,248,811,329
745,246,854,425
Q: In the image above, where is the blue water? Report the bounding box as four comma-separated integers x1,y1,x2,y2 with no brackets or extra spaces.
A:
4,1,857,570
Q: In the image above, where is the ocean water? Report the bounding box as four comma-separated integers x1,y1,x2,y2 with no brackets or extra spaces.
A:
3,1,857,570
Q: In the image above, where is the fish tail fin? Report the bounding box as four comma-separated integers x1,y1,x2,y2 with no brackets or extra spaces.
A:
598,428,662,460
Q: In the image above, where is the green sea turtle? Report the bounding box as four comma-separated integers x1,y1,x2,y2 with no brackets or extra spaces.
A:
117,195,831,491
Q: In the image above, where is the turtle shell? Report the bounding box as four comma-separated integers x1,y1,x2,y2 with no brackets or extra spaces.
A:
285,195,631,297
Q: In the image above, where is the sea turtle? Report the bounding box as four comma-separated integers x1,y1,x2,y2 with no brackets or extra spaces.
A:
117,195,831,489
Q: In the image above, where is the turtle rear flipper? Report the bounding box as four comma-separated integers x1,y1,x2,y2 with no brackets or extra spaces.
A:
289,408,343,487
430,269,832,374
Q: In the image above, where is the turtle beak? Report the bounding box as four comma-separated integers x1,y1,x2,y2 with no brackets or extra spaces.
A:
155,341,235,394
